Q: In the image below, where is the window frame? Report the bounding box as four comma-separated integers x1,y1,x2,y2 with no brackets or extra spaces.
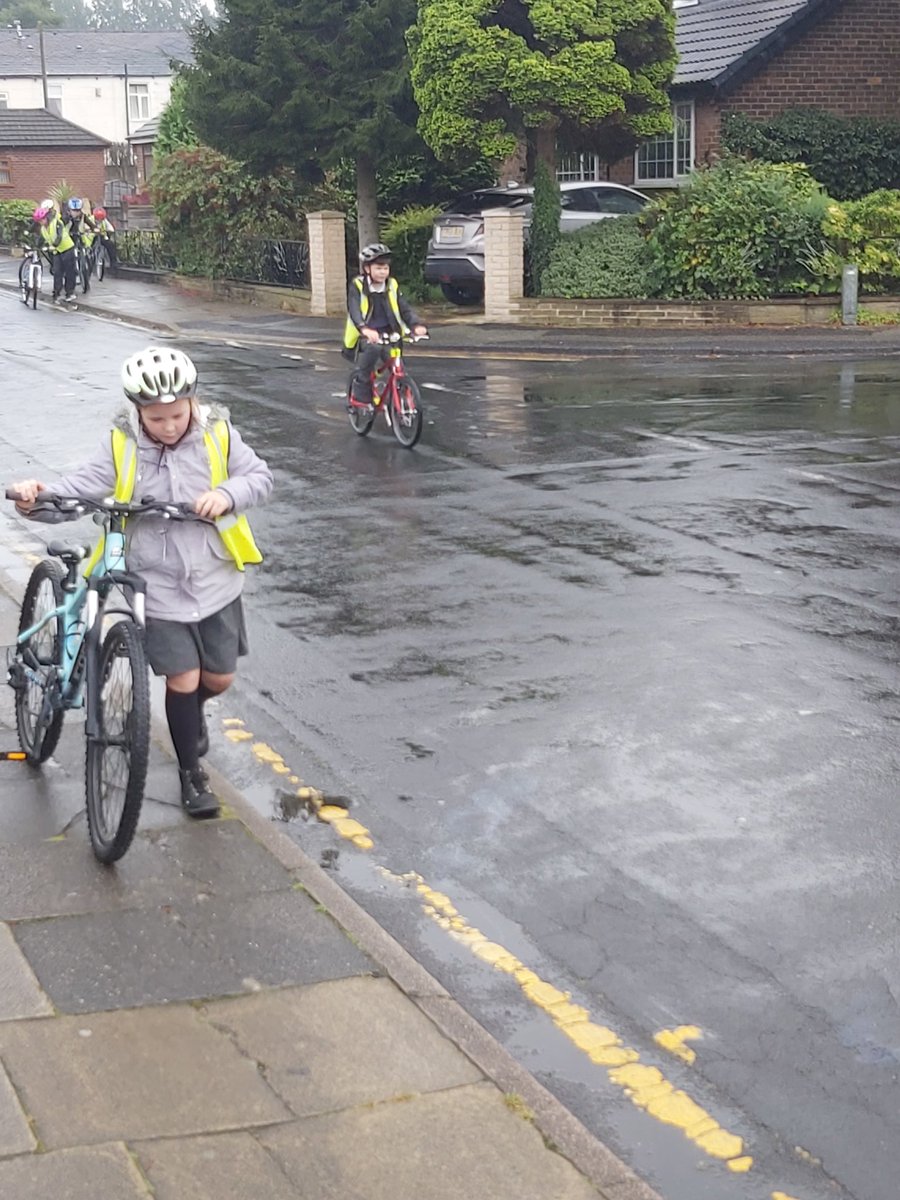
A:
635,100,695,187
128,82,150,122
557,152,602,183
0,157,12,187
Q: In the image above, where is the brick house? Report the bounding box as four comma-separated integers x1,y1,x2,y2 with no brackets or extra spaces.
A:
600,0,900,190
0,109,108,205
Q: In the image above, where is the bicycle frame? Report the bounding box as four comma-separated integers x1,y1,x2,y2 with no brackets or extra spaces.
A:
15,523,147,736
372,344,407,409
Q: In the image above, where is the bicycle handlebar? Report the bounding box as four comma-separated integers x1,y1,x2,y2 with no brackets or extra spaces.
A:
373,332,429,345
5,491,213,524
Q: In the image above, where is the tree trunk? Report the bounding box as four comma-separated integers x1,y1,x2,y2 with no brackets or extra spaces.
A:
532,121,559,179
356,152,379,249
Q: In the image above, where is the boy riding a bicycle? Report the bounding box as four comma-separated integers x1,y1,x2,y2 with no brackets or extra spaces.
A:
344,243,428,408
9,347,273,820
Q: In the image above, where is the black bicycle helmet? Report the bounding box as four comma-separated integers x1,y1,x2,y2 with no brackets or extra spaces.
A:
121,347,198,406
359,242,392,267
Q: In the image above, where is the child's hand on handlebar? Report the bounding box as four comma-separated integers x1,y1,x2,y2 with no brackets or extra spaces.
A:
7,480,47,510
413,324,428,338
360,326,381,345
194,489,231,519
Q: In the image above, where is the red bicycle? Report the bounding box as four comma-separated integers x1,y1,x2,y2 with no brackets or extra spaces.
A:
347,333,428,449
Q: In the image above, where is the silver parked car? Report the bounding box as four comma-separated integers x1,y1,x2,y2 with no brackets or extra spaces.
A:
424,180,649,305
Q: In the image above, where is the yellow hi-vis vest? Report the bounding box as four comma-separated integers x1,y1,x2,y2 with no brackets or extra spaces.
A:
84,420,262,576
343,276,408,350
40,215,74,254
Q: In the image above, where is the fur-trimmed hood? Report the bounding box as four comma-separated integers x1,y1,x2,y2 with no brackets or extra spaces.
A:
112,400,231,441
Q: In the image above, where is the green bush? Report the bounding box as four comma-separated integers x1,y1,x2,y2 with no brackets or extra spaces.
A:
152,146,306,277
723,109,900,201
0,199,39,247
643,157,832,299
527,161,561,296
816,189,900,294
380,205,441,299
540,216,651,298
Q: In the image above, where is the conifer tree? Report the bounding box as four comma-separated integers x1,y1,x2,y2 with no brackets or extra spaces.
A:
183,0,421,244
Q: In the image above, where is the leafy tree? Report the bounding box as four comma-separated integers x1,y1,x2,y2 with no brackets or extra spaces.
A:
154,74,198,161
0,1,62,26
408,0,677,174
182,0,423,246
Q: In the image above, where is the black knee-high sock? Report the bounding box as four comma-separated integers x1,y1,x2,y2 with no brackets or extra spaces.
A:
166,688,201,771
197,683,215,718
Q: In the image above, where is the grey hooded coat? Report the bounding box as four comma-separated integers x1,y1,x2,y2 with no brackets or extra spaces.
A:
49,404,274,622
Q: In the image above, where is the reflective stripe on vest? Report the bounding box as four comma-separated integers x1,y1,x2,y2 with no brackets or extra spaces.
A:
84,421,262,576
342,276,407,350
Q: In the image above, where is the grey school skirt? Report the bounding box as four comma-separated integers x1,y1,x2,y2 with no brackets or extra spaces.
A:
144,596,249,677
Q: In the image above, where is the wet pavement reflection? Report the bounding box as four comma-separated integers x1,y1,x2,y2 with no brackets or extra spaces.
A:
3,303,898,1200
205,347,900,1200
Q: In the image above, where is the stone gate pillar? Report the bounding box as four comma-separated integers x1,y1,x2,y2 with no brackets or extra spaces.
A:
306,210,347,317
482,208,525,322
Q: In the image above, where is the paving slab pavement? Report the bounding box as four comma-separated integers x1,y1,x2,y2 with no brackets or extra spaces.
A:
0,577,658,1198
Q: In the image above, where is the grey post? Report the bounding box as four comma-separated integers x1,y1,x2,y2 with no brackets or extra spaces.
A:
841,264,859,327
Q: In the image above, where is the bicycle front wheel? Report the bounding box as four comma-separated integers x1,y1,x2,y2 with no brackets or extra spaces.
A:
391,376,424,449
85,619,150,864
97,246,107,282
30,270,39,308
347,390,375,436
14,560,66,764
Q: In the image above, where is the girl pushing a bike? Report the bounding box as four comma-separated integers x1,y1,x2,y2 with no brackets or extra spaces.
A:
344,242,428,407
9,347,273,820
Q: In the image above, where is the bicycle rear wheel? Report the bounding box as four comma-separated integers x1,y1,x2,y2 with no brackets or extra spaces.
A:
13,560,66,764
391,377,424,448
85,619,150,864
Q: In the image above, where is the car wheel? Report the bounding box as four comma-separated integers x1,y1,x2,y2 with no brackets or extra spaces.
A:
440,282,483,306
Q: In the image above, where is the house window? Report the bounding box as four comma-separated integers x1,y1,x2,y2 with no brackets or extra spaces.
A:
0,158,11,186
635,100,695,186
47,83,63,116
557,152,601,183
0,93,8,110
129,83,150,122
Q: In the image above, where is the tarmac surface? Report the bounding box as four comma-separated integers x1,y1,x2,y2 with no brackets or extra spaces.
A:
2,257,898,1199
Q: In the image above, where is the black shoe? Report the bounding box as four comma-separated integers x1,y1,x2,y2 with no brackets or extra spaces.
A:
197,710,209,758
179,767,220,819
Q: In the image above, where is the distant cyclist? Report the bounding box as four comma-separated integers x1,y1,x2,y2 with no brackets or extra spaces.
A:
344,243,427,409
35,204,77,305
93,206,117,268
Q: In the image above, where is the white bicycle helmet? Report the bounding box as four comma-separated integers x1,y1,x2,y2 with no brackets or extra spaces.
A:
121,347,198,406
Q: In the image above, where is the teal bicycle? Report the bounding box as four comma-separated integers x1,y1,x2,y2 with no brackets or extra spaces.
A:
5,490,202,863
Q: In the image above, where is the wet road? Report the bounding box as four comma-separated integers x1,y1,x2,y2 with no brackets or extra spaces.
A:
2,296,899,1200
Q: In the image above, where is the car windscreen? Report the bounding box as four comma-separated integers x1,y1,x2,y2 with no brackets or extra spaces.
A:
445,191,532,215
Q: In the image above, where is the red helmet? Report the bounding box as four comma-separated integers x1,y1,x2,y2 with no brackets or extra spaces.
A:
93,207,106,219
